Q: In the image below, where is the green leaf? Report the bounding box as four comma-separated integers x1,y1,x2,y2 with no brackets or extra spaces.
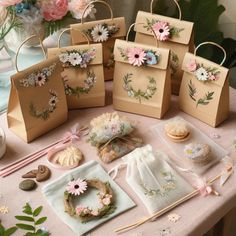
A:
33,206,43,217
0,224,5,235
23,203,33,215
15,215,34,222
35,217,47,225
5,227,18,236
16,223,35,231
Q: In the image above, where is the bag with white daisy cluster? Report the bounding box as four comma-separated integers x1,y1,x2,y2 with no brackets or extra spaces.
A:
134,0,194,95
70,0,126,81
47,30,105,109
7,36,68,142
109,145,194,214
113,23,171,119
179,42,229,127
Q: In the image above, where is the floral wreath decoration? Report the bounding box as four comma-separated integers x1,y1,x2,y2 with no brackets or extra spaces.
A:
64,178,116,223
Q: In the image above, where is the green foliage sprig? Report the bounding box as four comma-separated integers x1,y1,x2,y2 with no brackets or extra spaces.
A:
0,222,17,236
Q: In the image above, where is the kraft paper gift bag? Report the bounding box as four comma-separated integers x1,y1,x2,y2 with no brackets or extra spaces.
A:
179,42,229,127
7,36,68,143
113,24,171,119
109,145,194,215
134,0,194,95
47,29,105,109
70,0,126,81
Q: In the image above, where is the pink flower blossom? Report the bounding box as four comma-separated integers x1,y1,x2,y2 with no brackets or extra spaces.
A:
0,0,22,7
152,21,170,41
209,74,218,81
42,0,68,21
186,59,197,72
102,197,111,206
127,47,146,66
68,0,96,20
91,210,99,216
66,178,87,196
76,205,85,215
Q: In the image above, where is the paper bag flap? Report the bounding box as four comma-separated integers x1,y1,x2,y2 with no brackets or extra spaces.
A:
11,57,62,89
134,11,194,45
70,17,126,44
114,39,170,70
47,43,103,65
182,52,229,87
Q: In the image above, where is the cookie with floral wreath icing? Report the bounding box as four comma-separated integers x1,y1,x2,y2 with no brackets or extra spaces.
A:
165,120,190,142
64,178,116,223
184,143,212,165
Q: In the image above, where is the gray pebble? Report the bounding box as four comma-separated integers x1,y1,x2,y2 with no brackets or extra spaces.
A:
19,179,37,191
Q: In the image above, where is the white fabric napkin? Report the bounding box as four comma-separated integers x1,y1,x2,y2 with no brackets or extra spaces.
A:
42,160,135,235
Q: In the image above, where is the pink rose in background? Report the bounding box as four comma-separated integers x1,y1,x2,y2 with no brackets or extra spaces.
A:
42,0,68,21
0,0,22,7
102,197,111,206
186,59,197,72
68,0,96,19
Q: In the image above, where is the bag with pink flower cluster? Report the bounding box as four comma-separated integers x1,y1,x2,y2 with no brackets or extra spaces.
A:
70,0,126,81
179,42,229,127
47,29,105,109
134,0,194,95
113,23,171,119
7,35,68,142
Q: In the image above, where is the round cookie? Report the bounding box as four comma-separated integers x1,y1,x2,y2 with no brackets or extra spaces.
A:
184,143,211,165
165,120,190,142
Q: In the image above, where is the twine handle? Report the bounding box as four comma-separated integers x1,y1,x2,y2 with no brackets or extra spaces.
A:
126,23,159,48
194,41,227,66
81,0,113,24
150,0,182,20
57,28,90,48
15,35,46,72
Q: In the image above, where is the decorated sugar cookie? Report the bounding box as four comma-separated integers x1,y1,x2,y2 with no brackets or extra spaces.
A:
64,178,116,223
165,120,190,142
184,143,212,165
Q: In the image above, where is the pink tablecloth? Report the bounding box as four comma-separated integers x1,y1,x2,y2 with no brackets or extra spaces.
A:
0,82,236,236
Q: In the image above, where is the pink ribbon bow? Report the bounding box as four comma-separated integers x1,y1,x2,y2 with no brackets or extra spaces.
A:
194,178,214,197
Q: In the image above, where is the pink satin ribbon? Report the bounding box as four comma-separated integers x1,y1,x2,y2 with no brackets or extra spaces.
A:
193,178,214,197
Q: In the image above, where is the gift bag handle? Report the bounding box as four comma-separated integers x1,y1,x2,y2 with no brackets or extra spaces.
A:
126,23,159,48
150,0,182,20
194,41,226,66
81,0,113,24
15,35,46,72
57,28,90,48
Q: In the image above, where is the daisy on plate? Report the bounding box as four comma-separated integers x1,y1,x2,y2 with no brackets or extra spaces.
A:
69,52,82,66
66,178,88,196
35,72,47,86
152,21,170,41
127,47,146,66
91,24,109,42
194,67,209,81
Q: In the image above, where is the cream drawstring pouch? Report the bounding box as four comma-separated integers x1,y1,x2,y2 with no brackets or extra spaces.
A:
109,145,194,215
42,160,135,235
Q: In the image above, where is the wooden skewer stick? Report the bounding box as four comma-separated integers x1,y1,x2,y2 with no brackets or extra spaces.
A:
115,169,230,233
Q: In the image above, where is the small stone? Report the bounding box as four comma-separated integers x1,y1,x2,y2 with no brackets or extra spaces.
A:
22,170,38,178
36,165,51,182
19,179,37,191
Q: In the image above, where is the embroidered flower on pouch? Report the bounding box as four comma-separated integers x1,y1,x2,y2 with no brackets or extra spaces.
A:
69,52,82,66
194,67,209,81
66,178,88,196
186,60,220,82
167,213,181,223
152,21,170,41
127,47,146,66
91,24,109,42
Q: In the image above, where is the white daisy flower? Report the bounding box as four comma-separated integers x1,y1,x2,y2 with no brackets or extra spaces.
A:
49,96,58,107
69,52,82,66
28,73,36,86
35,73,47,86
194,67,208,81
91,24,109,42
59,53,69,63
